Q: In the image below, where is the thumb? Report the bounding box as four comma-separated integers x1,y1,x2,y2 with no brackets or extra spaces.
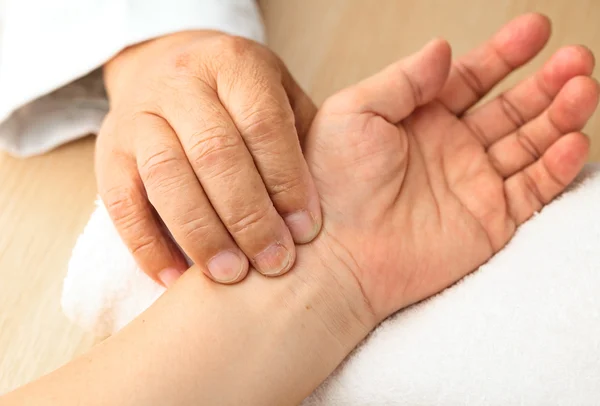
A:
338,38,452,123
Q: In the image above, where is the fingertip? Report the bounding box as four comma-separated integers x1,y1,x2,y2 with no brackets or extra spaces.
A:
545,132,589,185
572,45,595,74
565,75,600,111
513,12,552,37
550,76,600,131
158,267,185,288
424,37,452,69
425,37,452,56
253,241,296,277
206,249,250,284
284,188,323,244
529,12,552,33
284,210,320,244
495,13,551,65
417,38,452,100
544,46,596,87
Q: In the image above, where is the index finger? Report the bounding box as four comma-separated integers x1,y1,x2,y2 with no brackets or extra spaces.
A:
217,48,322,244
437,13,551,115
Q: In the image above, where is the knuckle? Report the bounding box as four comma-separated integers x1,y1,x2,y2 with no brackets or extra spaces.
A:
175,208,213,244
172,49,196,71
269,173,307,200
189,128,242,168
210,36,278,81
102,186,145,231
180,221,211,246
167,46,205,77
213,35,256,58
225,204,274,236
129,235,161,258
167,47,212,83
238,105,294,140
102,185,165,260
138,148,182,189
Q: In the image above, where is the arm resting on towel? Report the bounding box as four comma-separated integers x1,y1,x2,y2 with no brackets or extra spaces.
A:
1,243,374,406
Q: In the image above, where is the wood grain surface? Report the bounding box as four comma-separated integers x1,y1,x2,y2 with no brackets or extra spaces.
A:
1,0,599,394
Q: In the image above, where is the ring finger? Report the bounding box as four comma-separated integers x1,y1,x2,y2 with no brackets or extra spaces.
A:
135,113,249,284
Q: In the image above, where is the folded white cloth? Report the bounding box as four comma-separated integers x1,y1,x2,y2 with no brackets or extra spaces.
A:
0,0,263,157
63,164,600,405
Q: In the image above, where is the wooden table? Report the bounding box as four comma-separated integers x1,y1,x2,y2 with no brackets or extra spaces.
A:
2,0,599,394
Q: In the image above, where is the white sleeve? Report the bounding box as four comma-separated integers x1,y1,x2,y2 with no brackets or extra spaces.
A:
0,0,265,157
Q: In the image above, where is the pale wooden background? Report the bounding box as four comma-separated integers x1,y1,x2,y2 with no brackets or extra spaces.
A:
1,0,599,394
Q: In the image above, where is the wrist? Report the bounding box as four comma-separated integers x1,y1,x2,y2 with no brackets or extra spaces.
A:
280,235,378,343
173,236,376,404
239,237,377,402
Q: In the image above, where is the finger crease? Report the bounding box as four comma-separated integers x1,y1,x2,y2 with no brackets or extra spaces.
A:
181,217,213,241
488,42,517,72
227,206,272,234
463,118,491,148
515,129,542,160
400,68,422,107
498,93,526,129
545,112,566,135
522,170,547,205
131,237,159,257
270,176,305,197
487,151,506,177
541,157,568,189
140,154,180,175
503,182,519,227
533,73,554,103
454,62,486,97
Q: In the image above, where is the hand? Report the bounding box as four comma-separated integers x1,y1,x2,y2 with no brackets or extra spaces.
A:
96,31,321,285
305,13,598,321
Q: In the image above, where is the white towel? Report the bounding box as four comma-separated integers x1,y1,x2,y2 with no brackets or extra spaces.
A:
63,164,600,405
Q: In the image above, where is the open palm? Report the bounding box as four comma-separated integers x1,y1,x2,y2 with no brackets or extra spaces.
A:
306,14,598,320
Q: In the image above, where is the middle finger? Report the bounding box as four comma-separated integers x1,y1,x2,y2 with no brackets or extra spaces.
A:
159,81,296,277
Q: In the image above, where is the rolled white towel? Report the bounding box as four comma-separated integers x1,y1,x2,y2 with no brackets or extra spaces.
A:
63,164,600,405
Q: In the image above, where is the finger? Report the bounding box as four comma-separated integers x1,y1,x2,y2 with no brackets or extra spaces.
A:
331,38,452,123
504,132,589,225
96,139,188,285
218,54,322,244
463,45,595,147
160,84,296,277
135,114,249,284
487,76,599,177
438,13,551,114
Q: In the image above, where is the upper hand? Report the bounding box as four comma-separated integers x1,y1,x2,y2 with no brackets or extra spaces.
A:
96,31,321,285
305,13,598,321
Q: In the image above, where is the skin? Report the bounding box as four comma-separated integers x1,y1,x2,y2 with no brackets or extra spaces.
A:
307,13,598,318
97,31,321,285
2,14,597,406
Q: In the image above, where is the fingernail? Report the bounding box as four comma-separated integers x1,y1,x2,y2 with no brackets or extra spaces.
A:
158,268,183,288
284,210,318,244
207,250,245,283
253,243,292,276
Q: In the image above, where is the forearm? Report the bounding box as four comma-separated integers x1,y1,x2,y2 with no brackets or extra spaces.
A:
2,242,374,405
